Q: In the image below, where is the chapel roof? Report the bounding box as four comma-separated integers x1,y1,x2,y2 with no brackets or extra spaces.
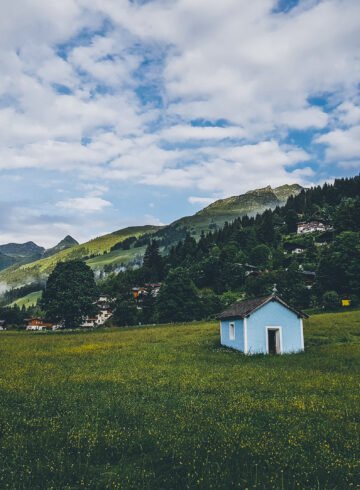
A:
217,294,308,320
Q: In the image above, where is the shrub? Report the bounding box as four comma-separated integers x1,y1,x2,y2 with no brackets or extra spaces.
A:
322,290,340,310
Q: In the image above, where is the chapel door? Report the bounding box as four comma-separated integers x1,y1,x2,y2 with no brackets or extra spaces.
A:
268,329,279,354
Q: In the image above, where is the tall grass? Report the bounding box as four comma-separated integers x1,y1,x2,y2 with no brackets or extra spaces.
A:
0,310,359,488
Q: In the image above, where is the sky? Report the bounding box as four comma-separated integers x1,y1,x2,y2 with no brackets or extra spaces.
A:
0,0,359,247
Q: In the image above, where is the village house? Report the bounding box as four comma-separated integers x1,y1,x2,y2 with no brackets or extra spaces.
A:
81,295,113,328
132,283,162,301
292,247,305,254
218,292,308,354
26,318,54,331
297,221,330,234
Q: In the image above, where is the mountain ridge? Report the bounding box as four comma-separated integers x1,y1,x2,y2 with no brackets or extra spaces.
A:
0,241,45,257
0,183,303,290
198,184,302,216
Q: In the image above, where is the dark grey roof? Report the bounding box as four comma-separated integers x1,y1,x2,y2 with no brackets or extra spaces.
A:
217,295,308,320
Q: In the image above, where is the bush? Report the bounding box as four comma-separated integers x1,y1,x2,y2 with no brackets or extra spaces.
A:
322,291,340,310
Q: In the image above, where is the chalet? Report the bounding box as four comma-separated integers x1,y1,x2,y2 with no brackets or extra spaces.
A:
297,221,330,234
81,295,113,328
218,293,308,354
26,318,54,331
132,283,162,300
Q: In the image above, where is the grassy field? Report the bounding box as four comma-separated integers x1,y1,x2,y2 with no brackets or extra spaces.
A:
9,290,42,309
0,310,359,489
86,246,146,269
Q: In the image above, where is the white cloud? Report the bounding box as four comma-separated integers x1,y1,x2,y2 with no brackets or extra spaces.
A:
316,125,360,161
188,196,217,206
141,140,311,195
0,0,359,244
160,125,246,141
143,214,165,227
335,101,360,126
56,196,112,213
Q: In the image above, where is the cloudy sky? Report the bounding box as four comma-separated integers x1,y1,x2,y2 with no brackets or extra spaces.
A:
0,0,359,247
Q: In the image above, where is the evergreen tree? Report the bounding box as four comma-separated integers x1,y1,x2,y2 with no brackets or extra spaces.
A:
258,210,275,244
155,268,202,323
250,244,272,268
317,231,360,297
285,209,298,233
112,294,139,326
143,240,164,282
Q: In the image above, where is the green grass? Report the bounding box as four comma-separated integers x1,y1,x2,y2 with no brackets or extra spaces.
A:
0,310,359,489
8,290,42,309
86,246,146,269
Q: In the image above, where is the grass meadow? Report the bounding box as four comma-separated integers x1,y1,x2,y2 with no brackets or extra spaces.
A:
9,290,42,309
0,310,359,489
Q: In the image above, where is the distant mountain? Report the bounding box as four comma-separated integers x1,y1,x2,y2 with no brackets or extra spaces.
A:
166,184,303,237
198,184,303,217
0,241,45,257
43,235,79,258
0,225,161,289
0,252,17,272
0,183,302,290
0,241,45,272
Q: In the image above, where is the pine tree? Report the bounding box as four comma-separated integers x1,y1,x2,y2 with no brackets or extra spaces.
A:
143,241,164,282
155,268,202,323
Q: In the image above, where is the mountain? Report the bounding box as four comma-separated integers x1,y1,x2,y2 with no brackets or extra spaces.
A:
0,241,45,272
198,184,302,217
0,225,161,289
0,183,302,290
43,235,79,258
0,241,45,257
163,183,303,238
0,252,17,272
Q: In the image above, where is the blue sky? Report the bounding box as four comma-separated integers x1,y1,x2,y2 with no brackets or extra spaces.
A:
0,0,359,246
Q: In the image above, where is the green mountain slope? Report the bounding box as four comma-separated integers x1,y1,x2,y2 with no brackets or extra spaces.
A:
165,183,302,236
0,225,160,288
198,184,302,217
0,252,17,272
9,290,42,309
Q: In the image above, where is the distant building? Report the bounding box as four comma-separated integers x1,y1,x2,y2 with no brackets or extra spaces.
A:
26,318,54,331
0,320,6,331
297,221,330,234
132,283,162,300
81,295,113,328
292,248,305,254
218,294,308,354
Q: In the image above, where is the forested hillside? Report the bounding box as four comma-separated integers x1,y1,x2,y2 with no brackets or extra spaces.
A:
100,174,360,325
